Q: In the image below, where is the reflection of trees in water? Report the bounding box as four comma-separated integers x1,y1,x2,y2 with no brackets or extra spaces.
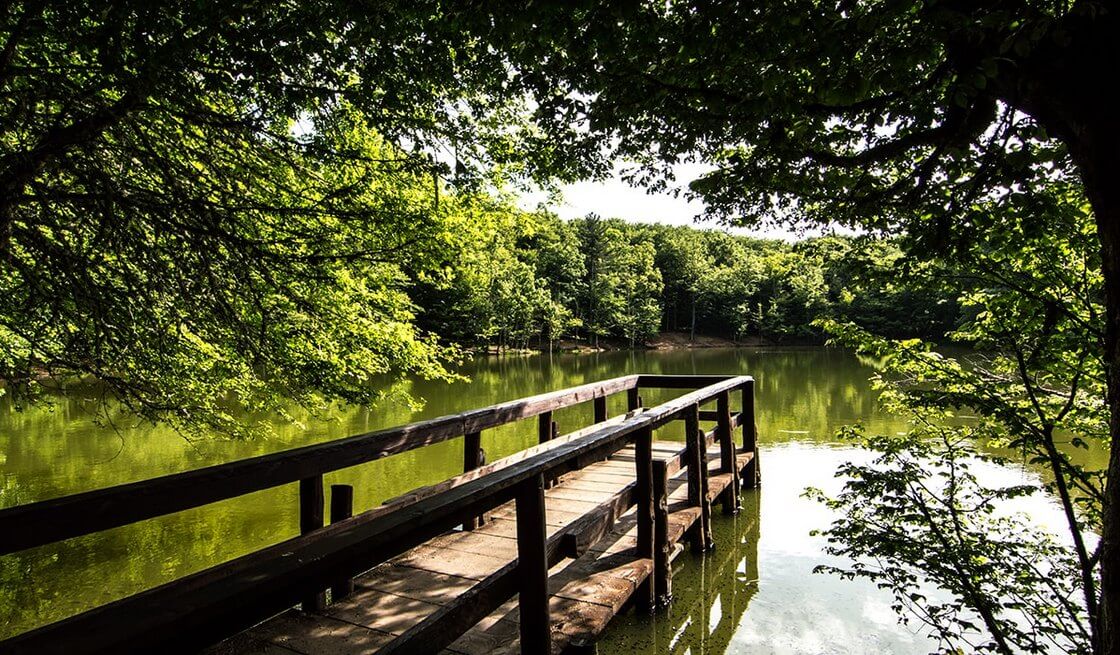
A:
0,347,872,639
598,490,762,654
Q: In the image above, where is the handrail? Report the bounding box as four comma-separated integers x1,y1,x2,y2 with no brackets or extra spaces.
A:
0,374,643,555
0,375,752,655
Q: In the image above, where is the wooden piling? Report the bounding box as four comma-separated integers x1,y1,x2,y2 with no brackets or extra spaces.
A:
515,474,551,654
652,458,671,606
716,392,740,515
684,404,711,552
329,484,354,602
299,475,326,611
742,381,760,489
634,426,655,612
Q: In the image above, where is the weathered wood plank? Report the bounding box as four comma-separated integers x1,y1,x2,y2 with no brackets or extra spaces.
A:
742,382,760,489
300,476,326,612
328,485,354,602
717,392,740,515
516,475,551,655
652,458,671,606
3,376,751,655
0,375,645,555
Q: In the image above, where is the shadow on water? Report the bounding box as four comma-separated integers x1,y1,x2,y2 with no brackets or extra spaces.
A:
598,490,763,655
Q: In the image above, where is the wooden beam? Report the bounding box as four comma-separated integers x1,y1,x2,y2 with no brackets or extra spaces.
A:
381,482,634,655
0,376,749,655
652,458,671,606
742,381,760,489
634,427,655,614
637,374,741,389
593,396,608,423
462,431,484,530
516,474,551,655
0,375,643,555
627,387,641,411
716,392,740,515
299,476,326,612
684,405,710,553
328,485,355,602
698,409,742,425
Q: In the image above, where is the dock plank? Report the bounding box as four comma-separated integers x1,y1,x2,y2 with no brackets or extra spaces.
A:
211,438,755,655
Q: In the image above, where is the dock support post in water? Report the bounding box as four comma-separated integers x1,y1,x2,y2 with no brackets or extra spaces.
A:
299,475,326,611
684,404,713,552
716,391,741,515
516,473,551,654
652,458,671,605
634,426,656,613
742,380,760,489
329,484,355,601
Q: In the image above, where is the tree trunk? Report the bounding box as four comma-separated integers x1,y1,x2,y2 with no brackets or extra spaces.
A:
1076,127,1120,655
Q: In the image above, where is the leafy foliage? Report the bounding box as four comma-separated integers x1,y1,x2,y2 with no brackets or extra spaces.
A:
812,186,1106,652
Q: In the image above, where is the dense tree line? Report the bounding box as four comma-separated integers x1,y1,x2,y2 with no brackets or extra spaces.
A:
409,209,960,351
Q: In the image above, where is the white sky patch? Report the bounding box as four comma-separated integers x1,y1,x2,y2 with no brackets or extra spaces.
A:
518,163,852,241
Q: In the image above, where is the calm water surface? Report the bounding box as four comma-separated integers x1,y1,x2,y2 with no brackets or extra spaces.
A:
0,347,1097,652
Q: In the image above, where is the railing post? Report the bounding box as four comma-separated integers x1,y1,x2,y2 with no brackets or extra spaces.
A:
538,411,554,445
463,431,484,530
742,380,760,489
329,484,354,602
652,458,671,606
684,404,712,552
299,475,326,611
634,426,656,613
717,391,740,515
593,395,608,423
516,474,551,654
539,411,559,488
627,387,641,411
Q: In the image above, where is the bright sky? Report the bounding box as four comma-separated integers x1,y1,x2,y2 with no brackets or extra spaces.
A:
520,164,831,241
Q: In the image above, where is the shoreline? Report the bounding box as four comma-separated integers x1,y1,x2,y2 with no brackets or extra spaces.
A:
468,332,820,356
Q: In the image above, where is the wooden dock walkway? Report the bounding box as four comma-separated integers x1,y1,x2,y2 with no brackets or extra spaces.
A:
0,375,760,655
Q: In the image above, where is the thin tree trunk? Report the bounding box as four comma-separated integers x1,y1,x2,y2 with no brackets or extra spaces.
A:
1078,135,1120,655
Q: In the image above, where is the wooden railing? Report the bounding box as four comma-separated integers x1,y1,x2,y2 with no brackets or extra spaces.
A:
0,374,759,655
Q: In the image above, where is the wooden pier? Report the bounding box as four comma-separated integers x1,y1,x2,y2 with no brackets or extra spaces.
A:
0,375,760,654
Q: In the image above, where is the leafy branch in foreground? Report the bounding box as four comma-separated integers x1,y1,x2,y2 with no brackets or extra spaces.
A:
809,421,1091,654
810,189,1107,653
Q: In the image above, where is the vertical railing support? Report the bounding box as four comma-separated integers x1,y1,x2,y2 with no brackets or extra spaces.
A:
329,484,354,602
299,475,326,611
593,395,608,423
684,404,712,552
634,426,656,612
463,431,484,530
627,387,642,411
539,411,558,488
516,474,551,654
742,380,760,489
717,391,740,515
652,458,671,606
538,411,554,445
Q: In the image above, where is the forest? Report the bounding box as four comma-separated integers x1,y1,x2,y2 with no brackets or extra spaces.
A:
2,2,1116,654
409,210,960,351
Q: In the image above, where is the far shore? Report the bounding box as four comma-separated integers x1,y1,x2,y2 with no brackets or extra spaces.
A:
469,331,817,355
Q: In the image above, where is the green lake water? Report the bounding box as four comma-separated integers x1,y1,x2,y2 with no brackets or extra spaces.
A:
0,347,1101,652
